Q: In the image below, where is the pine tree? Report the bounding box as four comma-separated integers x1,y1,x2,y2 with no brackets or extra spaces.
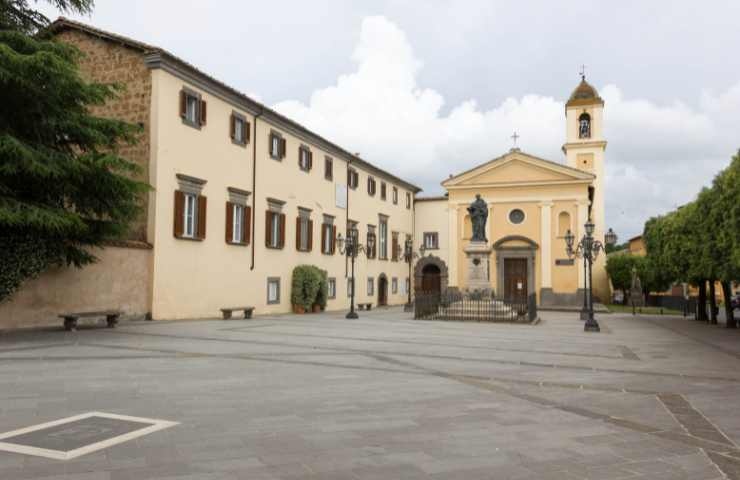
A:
0,1,148,301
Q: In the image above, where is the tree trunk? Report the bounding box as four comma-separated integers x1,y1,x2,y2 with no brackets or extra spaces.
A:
721,281,736,329
697,281,708,321
709,281,718,324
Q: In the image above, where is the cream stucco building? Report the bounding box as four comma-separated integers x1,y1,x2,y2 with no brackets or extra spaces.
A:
413,78,610,306
0,19,611,328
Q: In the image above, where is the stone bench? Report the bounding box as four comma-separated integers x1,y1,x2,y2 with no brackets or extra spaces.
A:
59,310,121,331
220,306,255,320
357,303,373,311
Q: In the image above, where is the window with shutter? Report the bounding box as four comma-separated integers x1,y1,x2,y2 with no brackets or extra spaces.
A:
406,192,411,209
380,182,387,201
196,195,207,239
269,134,281,159
231,112,248,146
392,187,398,204
299,147,312,172
324,157,333,181
180,88,202,129
199,99,207,126
173,191,185,238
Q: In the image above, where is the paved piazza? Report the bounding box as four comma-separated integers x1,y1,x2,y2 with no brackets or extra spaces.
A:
1,309,740,479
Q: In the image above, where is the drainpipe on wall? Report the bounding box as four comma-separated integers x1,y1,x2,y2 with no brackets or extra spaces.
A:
345,157,351,278
250,109,264,270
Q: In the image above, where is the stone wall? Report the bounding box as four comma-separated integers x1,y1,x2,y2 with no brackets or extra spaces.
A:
55,29,152,242
0,245,151,330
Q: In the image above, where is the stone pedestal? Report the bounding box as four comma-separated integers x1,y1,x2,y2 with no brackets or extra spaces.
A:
464,241,492,294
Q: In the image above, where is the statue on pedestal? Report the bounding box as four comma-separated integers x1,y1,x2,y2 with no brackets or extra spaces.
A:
467,194,488,242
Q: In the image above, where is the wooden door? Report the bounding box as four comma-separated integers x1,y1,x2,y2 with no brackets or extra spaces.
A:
504,258,527,302
378,276,388,306
421,264,441,294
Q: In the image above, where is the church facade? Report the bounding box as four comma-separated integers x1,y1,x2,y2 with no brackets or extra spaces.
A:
414,78,610,306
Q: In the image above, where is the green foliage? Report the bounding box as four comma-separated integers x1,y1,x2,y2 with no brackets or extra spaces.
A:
291,265,326,310
641,150,740,293
315,268,329,309
0,19,148,302
605,254,637,293
1,0,94,34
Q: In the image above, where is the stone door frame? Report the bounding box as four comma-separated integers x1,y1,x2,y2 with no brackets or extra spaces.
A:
493,236,538,299
414,255,449,293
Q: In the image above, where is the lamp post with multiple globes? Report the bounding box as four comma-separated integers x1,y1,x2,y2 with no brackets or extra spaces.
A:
564,219,617,332
403,238,426,311
336,227,374,319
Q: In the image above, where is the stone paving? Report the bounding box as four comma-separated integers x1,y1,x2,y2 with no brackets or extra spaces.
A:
1,308,740,479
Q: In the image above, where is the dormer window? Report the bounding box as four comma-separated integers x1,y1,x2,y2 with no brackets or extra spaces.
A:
578,113,591,139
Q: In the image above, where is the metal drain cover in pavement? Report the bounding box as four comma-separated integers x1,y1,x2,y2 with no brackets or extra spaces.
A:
0,412,178,460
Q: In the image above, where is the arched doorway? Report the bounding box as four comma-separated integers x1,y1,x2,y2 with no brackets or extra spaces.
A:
378,274,388,306
421,264,441,294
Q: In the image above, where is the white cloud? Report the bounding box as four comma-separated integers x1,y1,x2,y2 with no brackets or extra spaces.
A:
273,16,737,240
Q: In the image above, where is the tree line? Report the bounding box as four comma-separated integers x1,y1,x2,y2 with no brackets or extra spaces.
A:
609,151,739,327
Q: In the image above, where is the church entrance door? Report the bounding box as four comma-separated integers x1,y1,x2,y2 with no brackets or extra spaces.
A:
504,258,528,303
421,264,441,294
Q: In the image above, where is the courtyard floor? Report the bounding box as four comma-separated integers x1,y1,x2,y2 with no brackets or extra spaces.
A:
1,308,740,479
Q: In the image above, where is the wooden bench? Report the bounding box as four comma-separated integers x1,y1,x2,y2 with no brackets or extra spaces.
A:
357,303,372,311
58,310,121,331
220,306,255,320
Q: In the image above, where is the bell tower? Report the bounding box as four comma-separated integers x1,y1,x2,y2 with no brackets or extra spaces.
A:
562,72,610,301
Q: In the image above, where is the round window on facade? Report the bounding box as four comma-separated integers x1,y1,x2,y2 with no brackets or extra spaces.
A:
509,208,525,224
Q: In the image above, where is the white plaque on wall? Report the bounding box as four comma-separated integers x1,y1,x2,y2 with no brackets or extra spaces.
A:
335,184,347,209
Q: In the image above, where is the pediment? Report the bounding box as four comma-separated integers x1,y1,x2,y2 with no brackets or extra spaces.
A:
442,150,594,188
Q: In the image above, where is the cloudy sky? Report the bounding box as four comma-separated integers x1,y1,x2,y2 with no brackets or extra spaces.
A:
42,0,740,239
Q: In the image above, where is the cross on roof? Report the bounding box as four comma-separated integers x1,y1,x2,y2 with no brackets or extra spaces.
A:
579,64,587,80
510,131,520,147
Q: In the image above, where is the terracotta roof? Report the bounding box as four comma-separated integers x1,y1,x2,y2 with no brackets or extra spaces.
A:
47,18,422,193
566,77,604,107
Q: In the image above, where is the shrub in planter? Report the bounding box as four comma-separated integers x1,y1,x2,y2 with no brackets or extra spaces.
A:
291,265,321,312
314,268,329,311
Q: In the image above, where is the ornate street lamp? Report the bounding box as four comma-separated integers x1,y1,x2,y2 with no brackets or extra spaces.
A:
336,227,374,319
565,221,617,332
403,237,426,311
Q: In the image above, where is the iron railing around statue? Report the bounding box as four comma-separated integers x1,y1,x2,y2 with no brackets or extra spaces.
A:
414,291,537,323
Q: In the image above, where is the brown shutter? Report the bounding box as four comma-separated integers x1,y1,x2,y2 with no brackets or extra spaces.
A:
296,216,302,250
308,151,313,170
200,99,207,125
229,115,235,139
244,206,251,245
196,195,207,239
321,224,326,254
265,210,272,246
245,121,251,143
331,225,336,254
280,138,286,159
179,91,186,118
173,191,185,238
279,214,286,248
307,220,313,251
225,202,234,243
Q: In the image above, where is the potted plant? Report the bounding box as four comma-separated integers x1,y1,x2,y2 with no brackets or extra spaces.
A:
313,267,329,312
291,265,321,314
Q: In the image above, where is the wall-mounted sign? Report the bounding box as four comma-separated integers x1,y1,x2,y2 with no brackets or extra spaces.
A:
335,184,347,209
555,259,575,266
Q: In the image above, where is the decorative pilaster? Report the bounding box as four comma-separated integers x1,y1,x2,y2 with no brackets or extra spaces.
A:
448,205,459,287
576,199,590,290
539,201,553,288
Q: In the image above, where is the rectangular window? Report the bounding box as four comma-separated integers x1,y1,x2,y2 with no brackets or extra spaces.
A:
348,169,359,189
299,146,312,171
328,278,336,299
184,193,197,238
180,89,205,128
392,277,398,294
391,231,400,261
269,132,286,160
232,204,244,243
347,278,354,298
379,217,388,260
266,208,285,249
322,221,335,254
392,187,398,204
367,277,374,296
406,192,411,209
325,157,333,180
367,177,376,196
423,232,439,250
366,225,376,259
380,182,387,201
267,278,280,304
230,113,249,146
